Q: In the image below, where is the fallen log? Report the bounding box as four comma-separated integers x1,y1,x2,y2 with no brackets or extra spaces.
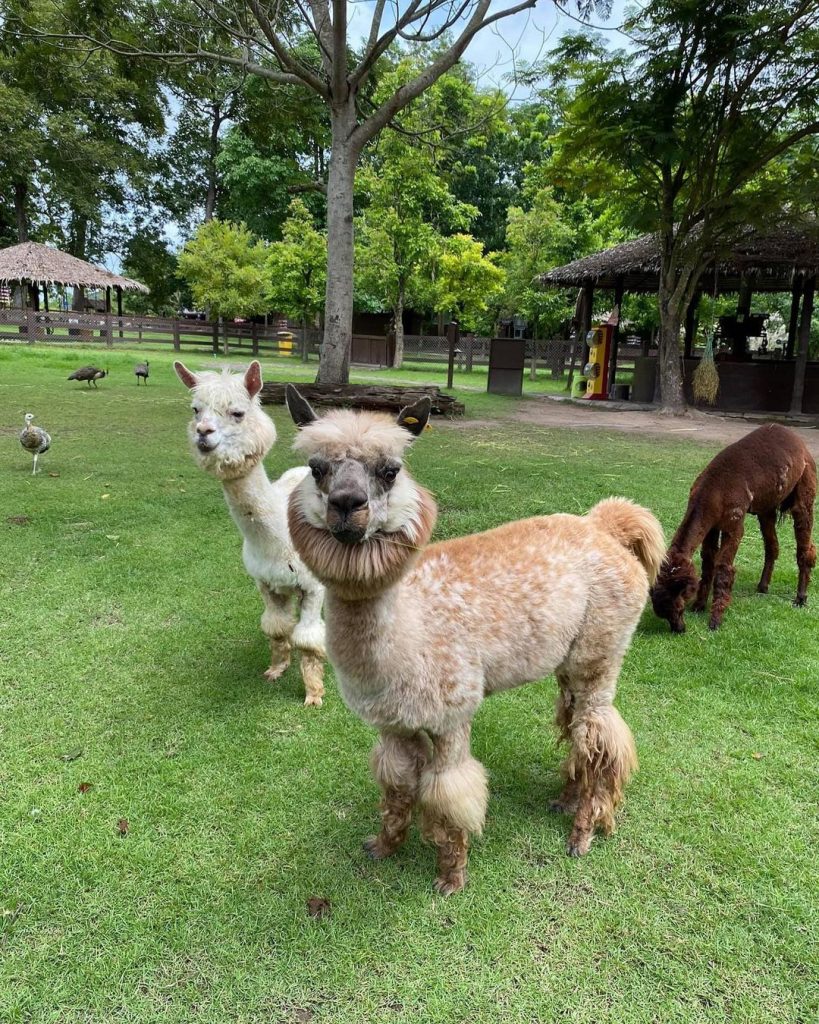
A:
260,382,465,417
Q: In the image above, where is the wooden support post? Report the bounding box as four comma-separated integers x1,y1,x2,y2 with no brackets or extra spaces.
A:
212,321,220,355
116,287,123,339
252,321,259,356
786,274,802,359
790,274,815,414
105,286,111,313
172,319,181,352
606,277,624,398
26,306,35,344
580,282,594,368
733,273,752,358
105,313,113,348
446,320,459,389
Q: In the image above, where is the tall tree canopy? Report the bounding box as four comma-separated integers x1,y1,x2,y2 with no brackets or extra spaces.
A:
26,0,609,383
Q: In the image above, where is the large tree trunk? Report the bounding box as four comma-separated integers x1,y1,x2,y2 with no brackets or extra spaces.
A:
392,286,405,369
656,299,686,409
14,182,28,242
70,214,88,312
317,106,358,385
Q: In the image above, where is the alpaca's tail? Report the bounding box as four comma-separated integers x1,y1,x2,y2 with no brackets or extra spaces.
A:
586,497,666,585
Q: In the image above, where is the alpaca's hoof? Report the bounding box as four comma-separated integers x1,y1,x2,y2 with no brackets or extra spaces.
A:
566,835,593,858
264,663,289,682
794,596,807,607
548,798,578,815
363,836,391,860
303,693,323,708
707,618,722,631
434,872,467,896
670,622,686,634
757,584,769,594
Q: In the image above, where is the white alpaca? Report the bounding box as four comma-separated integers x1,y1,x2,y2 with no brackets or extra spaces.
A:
285,386,665,893
174,361,326,706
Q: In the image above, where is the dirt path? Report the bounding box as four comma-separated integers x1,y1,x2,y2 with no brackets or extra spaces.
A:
501,394,819,458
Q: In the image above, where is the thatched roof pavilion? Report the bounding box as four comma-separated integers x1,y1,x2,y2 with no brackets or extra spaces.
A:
0,241,148,313
539,223,819,415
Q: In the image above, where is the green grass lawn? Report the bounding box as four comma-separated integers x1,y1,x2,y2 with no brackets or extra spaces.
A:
1,345,816,1024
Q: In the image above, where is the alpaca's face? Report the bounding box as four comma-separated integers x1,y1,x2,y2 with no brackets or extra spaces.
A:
174,360,276,478
650,556,698,633
287,388,431,545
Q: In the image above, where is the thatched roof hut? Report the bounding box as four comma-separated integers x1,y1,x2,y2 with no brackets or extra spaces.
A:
539,224,819,294
0,240,148,315
0,241,148,294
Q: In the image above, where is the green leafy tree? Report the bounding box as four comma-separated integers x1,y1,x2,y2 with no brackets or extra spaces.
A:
178,220,269,351
266,199,327,345
429,233,505,334
549,2,819,409
122,227,188,315
355,139,475,367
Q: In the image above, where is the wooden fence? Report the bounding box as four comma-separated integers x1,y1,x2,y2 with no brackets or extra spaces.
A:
0,307,319,357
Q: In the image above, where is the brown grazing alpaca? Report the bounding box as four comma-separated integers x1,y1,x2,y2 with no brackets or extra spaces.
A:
651,423,816,633
285,385,665,894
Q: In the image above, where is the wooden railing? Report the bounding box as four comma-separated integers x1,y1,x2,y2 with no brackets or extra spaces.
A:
0,307,320,357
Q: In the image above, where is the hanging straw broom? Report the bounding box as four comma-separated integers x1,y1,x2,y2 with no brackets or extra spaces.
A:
692,327,719,404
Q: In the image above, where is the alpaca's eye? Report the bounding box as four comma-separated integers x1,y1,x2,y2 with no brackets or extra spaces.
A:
192,406,201,415
231,410,245,420
382,466,399,484
310,459,328,482
311,465,323,481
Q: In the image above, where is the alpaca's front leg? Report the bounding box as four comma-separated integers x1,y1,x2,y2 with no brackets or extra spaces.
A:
293,586,326,707
258,584,294,681
418,725,488,896
365,732,430,860
708,522,744,629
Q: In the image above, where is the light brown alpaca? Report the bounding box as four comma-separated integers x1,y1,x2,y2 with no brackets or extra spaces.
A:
285,386,665,894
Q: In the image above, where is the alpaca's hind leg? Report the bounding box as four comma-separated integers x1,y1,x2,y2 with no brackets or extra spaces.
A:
555,663,637,858
548,683,580,813
418,725,488,895
692,528,720,612
757,512,779,594
258,584,294,681
365,731,430,860
292,586,326,707
708,522,744,629
792,487,816,606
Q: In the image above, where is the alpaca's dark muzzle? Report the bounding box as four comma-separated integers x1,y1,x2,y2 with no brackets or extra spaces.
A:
327,487,369,543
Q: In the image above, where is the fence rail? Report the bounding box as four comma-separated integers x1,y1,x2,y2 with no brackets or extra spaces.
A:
0,308,650,383
0,307,318,357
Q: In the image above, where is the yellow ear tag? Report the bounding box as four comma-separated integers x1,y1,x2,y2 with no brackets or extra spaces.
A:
424,423,432,431
404,416,419,424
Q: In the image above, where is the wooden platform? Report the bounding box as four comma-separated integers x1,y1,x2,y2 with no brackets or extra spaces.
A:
260,382,465,417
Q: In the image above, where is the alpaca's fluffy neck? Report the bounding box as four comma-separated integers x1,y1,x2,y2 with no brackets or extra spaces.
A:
288,485,438,601
221,462,273,520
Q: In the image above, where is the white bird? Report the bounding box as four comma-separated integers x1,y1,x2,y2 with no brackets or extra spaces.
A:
19,413,51,475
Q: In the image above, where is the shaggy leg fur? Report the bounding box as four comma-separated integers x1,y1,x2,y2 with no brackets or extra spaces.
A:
365,732,430,860
555,666,637,858
292,587,326,706
791,474,816,606
549,685,580,813
299,651,325,707
418,726,488,895
756,512,779,594
709,523,744,629
692,528,720,612
259,584,295,681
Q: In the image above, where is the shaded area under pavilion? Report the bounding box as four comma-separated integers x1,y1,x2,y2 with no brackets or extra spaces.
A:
539,225,819,414
0,240,148,316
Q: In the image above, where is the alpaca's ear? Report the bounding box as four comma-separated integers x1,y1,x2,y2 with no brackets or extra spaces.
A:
286,384,318,427
397,397,431,437
174,361,198,390
244,360,263,398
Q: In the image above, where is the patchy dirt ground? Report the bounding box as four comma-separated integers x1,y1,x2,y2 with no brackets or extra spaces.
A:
501,394,819,458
